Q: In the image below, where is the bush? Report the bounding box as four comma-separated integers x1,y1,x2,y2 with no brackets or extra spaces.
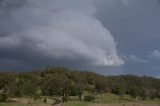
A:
62,96,68,102
84,95,95,102
0,94,7,102
43,98,47,103
33,94,41,100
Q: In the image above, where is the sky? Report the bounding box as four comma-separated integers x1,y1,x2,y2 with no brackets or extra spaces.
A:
0,0,160,78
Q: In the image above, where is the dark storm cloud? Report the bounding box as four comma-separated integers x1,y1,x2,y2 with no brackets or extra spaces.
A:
0,0,124,71
0,57,26,70
0,0,160,77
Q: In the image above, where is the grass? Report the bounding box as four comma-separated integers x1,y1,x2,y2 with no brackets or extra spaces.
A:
0,93,160,106
0,97,54,106
63,101,89,106
94,93,121,103
63,93,121,106
63,93,160,106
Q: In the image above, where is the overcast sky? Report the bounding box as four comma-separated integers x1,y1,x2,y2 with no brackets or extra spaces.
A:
0,0,160,78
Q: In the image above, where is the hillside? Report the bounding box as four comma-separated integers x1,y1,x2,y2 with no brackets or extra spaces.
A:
0,67,160,104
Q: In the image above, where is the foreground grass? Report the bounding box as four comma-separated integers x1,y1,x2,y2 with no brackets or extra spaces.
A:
63,101,160,106
0,97,54,106
63,93,160,106
0,93,160,106
63,101,88,106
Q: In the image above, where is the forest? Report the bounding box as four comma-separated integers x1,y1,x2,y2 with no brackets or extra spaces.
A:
0,67,160,103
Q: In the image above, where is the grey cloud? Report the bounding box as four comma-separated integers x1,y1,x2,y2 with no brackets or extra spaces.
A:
0,0,124,69
0,57,26,70
123,55,149,64
0,0,160,78
121,0,130,6
150,50,160,60
156,76,160,79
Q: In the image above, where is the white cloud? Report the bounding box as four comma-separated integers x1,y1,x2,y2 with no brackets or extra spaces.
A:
150,50,160,60
0,0,124,67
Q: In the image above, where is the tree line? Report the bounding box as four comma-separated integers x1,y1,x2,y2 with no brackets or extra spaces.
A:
0,67,160,102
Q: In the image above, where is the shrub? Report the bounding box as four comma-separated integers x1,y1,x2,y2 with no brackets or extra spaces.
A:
84,95,95,102
0,94,7,102
33,94,41,100
43,98,47,103
62,96,68,102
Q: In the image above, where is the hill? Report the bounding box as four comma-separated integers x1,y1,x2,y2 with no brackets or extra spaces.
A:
0,67,160,103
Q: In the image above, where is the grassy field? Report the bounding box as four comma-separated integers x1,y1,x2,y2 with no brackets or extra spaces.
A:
0,93,160,106
0,97,54,106
63,93,160,106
